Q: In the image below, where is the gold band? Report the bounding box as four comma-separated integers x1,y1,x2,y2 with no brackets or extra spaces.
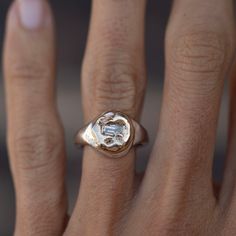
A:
75,111,148,158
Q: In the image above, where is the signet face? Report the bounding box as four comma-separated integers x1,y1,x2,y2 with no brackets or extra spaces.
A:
82,111,134,157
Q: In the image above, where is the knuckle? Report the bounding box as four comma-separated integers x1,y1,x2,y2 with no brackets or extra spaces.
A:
84,60,145,116
14,122,64,172
8,59,50,85
171,32,225,73
166,31,233,94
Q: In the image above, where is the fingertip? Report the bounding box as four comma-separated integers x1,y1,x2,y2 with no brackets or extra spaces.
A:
6,0,53,32
4,0,56,98
5,1,18,29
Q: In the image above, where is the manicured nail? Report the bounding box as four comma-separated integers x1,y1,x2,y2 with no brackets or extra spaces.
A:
19,0,44,30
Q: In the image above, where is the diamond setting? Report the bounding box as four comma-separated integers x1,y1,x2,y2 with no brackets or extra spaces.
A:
85,111,133,156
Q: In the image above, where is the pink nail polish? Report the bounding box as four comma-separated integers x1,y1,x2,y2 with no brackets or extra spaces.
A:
19,0,44,30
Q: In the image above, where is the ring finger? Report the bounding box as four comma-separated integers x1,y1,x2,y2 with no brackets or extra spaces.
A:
65,0,147,235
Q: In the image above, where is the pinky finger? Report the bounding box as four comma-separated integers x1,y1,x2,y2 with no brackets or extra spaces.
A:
4,1,67,235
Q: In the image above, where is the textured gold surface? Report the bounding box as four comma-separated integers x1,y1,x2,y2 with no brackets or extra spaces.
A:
81,111,133,157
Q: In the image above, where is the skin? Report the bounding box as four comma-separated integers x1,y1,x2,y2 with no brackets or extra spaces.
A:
2,0,236,235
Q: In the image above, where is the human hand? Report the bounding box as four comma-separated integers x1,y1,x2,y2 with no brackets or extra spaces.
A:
3,0,236,235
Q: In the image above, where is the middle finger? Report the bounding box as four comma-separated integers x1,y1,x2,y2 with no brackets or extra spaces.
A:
127,0,235,234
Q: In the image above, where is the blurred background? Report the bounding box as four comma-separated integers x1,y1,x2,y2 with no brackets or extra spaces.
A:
0,0,228,235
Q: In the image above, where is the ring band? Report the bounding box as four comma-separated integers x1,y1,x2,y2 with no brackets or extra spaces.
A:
75,111,148,158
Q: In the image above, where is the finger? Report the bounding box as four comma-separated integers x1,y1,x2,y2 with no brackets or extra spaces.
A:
126,0,235,233
66,0,146,234
220,57,236,206
4,1,67,235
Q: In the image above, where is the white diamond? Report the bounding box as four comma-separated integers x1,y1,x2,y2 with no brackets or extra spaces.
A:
102,123,124,138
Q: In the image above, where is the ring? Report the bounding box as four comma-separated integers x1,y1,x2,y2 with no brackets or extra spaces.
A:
75,111,148,158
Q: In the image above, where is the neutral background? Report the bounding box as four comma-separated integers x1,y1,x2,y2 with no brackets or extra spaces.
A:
0,0,227,235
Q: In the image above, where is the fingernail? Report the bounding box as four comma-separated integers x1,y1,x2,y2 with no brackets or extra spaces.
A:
18,0,44,30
